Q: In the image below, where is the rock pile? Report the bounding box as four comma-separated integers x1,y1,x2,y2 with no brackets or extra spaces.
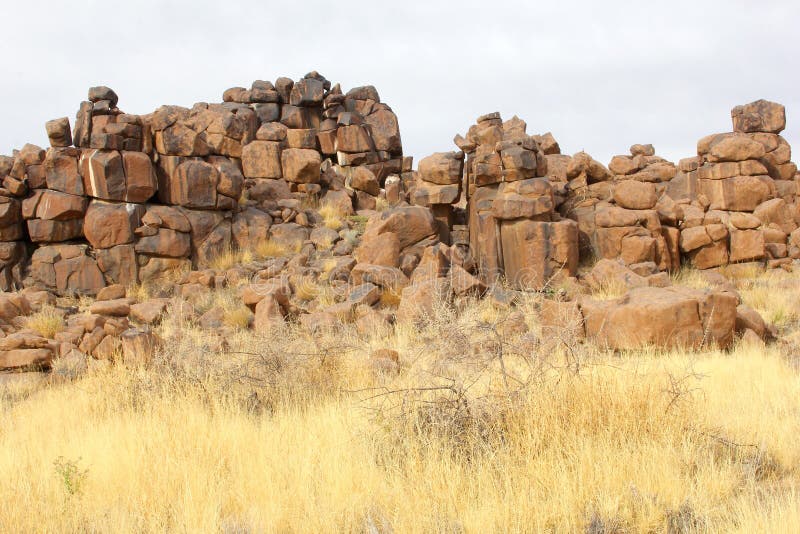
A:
0,72,404,296
451,113,578,289
0,81,797,372
563,144,680,274
669,99,798,270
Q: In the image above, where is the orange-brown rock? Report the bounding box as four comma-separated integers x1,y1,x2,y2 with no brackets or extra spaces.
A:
581,286,738,350
418,152,464,185
731,99,786,134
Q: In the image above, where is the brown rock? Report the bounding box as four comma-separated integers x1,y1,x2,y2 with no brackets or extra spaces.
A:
729,229,765,263
450,264,487,297
0,348,53,371
253,295,285,331
613,180,657,209
242,140,283,179
135,227,191,257
96,245,138,287
418,152,464,185
34,190,88,220
350,166,380,196
364,109,401,154
731,99,786,134
500,219,578,290
97,284,126,301
92,334,120,360
130,300,169,325
707,134,767,163
364,206,437,250
89,298,131,317
699,175,775,212
120,327,160,366
46,117,72,147
27,219,83,243
121,151,158,203
160,160,218,208
581,286,737,350
44,147,84,195
84,200,145,249
281,148,320,183
411,182,461,207
336,125,374,153
396,278,449,323
540,299,584,339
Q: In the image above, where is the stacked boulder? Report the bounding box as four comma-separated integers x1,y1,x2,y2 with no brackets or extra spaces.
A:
237,73,405,212
411,151,464,244
0,152,28,289
552,144,680,274
595,144,680,272
0,73,404,296
453,113,578,289
669,100,798,269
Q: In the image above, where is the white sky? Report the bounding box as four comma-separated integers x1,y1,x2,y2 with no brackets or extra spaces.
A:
1,0,798,167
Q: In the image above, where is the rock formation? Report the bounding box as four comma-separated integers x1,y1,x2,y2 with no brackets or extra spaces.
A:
0,77,795,369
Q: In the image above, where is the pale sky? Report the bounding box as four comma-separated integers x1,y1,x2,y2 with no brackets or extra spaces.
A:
1,0,798,167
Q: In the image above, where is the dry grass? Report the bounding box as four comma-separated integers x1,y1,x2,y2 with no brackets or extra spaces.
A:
588,277,629,301
318,201,347,231
254,238,297,259
192,287,254,330
24,305,64,338
209,246,256,271
1,272,800,532
378,286,403,308
736,269,800,328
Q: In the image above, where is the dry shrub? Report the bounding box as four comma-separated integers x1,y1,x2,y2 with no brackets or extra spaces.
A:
254,238,291,259
378,287,402,308
24,305,64,339
318,201,347,231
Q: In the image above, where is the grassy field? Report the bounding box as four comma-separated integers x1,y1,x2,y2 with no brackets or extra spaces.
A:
1,273,799,532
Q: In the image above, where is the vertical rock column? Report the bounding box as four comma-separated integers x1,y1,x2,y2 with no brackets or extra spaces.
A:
455,113,578,289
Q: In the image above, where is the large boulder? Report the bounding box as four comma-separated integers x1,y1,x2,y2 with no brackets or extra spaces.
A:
581,286,738,350
418,152,464,185
731,99,786,134
80,150,157,202
363,206,437,250
281,148,320,183
706,134,766,163
30,244,106,295
84,200,145,249
500,219,578,289
242,140,282,179
613,180,657,210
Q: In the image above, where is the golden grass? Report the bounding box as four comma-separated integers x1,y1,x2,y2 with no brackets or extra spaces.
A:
190,287,253,330
318,201,346,231
736,269,800,328
254,238,297,259
24,305,64,338
588,277,629,301
378,286,403,308
208,246,255,271
2,271,800,532
1,339,797,532
125,282,153,303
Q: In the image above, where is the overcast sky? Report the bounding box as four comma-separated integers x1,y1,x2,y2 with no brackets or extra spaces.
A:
2,0,798,167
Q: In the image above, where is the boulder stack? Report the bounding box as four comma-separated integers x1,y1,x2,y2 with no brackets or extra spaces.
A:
668,99,798,270
454,113,578,289
0,72,405,296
